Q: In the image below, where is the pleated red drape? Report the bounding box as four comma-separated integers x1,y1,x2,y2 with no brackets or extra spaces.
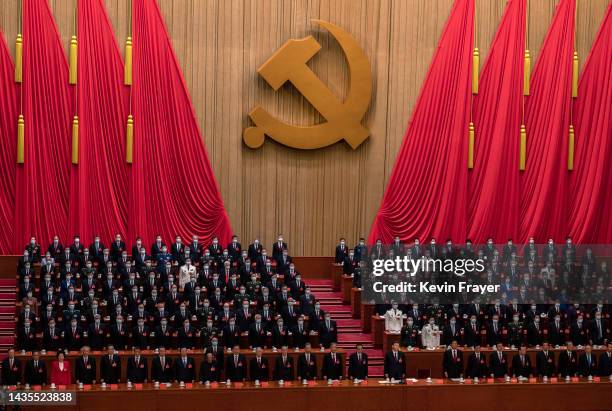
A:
130,0,232,244
468,0,525,244
73,0,130,244
568,5,612,243
14,0,73,249
0,34,17,253
519,0,575,243
368,0,474,244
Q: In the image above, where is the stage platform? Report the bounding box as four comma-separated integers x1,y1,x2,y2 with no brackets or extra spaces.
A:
13,379,612,411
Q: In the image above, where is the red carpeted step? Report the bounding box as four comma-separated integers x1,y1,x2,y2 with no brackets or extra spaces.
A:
0,279,15,286
368,365,385,377
337,332,375,343
0,307,14,314
313,292,342,300
306,279,333,286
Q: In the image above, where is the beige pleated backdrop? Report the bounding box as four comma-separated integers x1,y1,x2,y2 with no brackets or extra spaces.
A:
0,0,608,256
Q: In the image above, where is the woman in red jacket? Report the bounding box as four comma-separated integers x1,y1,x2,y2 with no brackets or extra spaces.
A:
50,351,72,386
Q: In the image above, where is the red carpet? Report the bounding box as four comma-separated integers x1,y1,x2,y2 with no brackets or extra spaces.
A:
0,279,15,353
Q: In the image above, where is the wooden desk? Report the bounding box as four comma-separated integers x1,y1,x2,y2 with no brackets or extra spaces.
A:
341,275,352,304
382,331,400,352
361,304,375,333
372,316,385,348
20,379,612,411
350,288,361,319
330,264,342,291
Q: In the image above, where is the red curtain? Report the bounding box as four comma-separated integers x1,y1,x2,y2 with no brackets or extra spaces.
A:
72,0,130,244
568,5,612,243
468,0,525,243
130,0,232,245
14,0,73,250
519,0,575,243
0,34,17,253
368,0,474,244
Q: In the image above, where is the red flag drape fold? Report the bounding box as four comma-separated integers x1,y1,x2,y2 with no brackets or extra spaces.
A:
368,0,474,243
468,0,526,243
72,0,130,244
0,34,18,253
14,0,73,249
520,0,575,242
568,5,612,243
130,0,232,245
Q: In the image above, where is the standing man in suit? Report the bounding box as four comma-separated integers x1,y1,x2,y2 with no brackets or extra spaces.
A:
75,346,96,385
489,342,508,378
511,345,533,378
174,347,196,383
578,344,598,377
273,346,294,381
466,345,488,379
442,340,463,379
335,238,349,263
536,342,556,378
249,347,269,382
24,351,47,386
348,344,368,380
200,352,221,383
319,313,338,348
225,345,247,382
2,348,22,386
322,342,343,380
559,341,579,377
297,342,318,381
100,345,121,384
126,347,148,383
151,347,173,383
272,235,288,264
599,342,612,377
384,342,406,381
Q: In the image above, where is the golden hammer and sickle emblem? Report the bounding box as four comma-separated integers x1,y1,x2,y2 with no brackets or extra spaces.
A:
243,20,372,150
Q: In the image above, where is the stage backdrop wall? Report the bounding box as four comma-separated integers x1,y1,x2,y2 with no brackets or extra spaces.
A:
0,0,608,256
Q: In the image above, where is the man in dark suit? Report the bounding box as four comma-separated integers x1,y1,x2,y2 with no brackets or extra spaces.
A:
272,235,288,264
174,347,196,383
151,347,174,383
348,344,368,380
442,340,463,379
384,342,406,380
298,343,318,381
536,342,556,378
319,314,338,348
75,346,97,384
225,345,247,382
227,235,242,260
578,344,598,377
599,342,612,377
248,239,263,262
321,343,343,380
489,343,508,378
1,349,22,386
249,347,270,381
205,337,224,372
200,352,221,383
100,345,121,384
24,351,47,386
335,238,349,263
110,234,126,262
558,341,579,377
126,347,148,383
273,346,294,381
18,319,36,352
511,345,533,378
466,345,488,379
